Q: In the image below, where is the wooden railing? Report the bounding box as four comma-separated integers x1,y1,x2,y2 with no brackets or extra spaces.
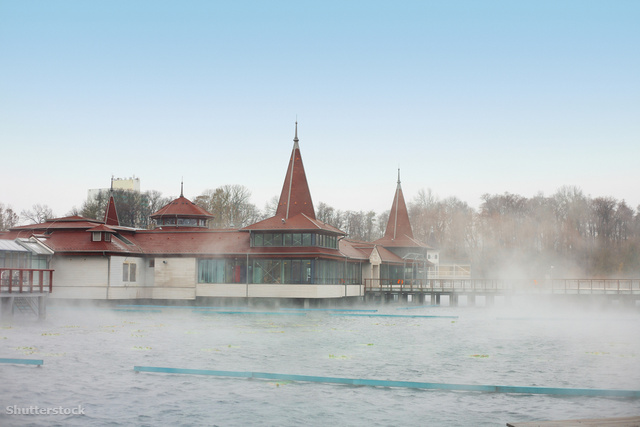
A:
0,268,54,294
364,278,640,295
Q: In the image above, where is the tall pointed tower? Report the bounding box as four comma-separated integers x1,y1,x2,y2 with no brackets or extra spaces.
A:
275,121,315,220
243,122,342,234
374,170,429,255
104,179,120,226
382,169,413,242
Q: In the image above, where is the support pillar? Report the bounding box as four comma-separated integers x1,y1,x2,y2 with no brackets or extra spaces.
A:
450,293,458,307
467,294,475,307
38,295,47,320
485,295,494,307
434,293,440,305
1,297,14,321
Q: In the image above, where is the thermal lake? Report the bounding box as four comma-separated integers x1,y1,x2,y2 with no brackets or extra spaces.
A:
1,299,639,426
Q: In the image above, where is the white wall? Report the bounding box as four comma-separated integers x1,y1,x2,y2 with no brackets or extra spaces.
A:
153,257,197,288
50,256,109,299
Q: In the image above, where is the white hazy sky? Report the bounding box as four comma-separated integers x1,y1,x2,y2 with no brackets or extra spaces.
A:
1,1,639,219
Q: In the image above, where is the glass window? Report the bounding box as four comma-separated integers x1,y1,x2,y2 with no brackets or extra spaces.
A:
263,233,273,246
254,234,263,246
292,233,302,246
92,232,101,242
273,233,282,246
302,233,311,246
123,263,137,282
104,233,111,242
284,233,293,246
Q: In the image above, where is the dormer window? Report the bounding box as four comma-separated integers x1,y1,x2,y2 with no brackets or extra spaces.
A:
92,232,102,242
104,233,111,242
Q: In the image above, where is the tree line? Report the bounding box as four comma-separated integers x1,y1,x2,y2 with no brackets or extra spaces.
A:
3,184,639,278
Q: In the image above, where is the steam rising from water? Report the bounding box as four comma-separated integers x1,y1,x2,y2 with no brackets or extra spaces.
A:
1,300,638,426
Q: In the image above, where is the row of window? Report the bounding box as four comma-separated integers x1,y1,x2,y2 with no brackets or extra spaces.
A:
198,258,361,285
92,232,111,242
155,218,208,227
252,232,338,249
0,252,48,269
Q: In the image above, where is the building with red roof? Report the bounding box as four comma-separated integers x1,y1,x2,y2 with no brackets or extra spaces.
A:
1,123,439,302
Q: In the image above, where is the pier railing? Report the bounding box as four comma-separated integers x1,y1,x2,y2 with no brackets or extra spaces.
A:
0,268,54,294
364,278,640,295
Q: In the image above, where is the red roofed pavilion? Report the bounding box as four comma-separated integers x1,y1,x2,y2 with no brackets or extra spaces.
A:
150,183,215,230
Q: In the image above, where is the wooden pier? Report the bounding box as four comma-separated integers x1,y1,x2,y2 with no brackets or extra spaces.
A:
364,278,640,306
0,268,54,320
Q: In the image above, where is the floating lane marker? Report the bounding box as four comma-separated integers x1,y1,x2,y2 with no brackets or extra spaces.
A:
396,305,440,310
194,311,307,316
112,309,162,313
0,358,43,366
280,308,378,313
118,305,253,310
329,313,458,319
132,367,640,397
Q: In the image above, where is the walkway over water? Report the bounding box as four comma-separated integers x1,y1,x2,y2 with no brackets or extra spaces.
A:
0,268,54,320
364,278,640,306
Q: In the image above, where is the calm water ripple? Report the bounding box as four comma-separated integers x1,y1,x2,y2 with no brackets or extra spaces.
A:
1,302,639,426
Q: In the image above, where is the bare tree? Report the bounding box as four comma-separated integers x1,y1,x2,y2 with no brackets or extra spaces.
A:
20,204,54,225
263,196,279,218
80,189,171,229
0,203,19,230
195,185,260,228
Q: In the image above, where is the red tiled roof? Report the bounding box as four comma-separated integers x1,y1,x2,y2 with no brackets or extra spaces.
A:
339,239,406,263
134,230,249,255
150,196,214,219
87,224,117,233
9,216,103,232
34,230,143,254
243,213,344,234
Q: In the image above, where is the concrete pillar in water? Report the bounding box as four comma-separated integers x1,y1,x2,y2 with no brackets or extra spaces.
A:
38,296,47,320
1,297,14,321
485,294,494,307
450,293,458,307
467,294,475,307
434,294,440,305
303,298,310,309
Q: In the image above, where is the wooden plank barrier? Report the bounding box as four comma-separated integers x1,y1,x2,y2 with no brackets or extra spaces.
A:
329,313,459,319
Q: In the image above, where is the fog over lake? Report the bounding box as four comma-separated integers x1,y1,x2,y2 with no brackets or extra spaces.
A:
1,300,639,426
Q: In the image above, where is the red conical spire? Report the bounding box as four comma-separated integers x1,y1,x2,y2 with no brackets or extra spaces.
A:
275,122,315,220
104,181,120,226
382,169,414,241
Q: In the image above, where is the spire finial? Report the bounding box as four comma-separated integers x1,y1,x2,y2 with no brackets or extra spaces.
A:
397,168,401,185
180,178,184,197
294,120,299,144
